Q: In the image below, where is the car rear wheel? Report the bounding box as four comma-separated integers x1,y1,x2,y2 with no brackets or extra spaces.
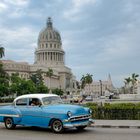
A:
4,118,16,129
51,119,64,133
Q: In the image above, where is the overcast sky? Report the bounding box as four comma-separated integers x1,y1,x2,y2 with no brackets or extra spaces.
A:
0,0,140,87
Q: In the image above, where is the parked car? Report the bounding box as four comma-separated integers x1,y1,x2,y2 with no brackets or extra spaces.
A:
0,94,94,133
70,95,82,103
85,96,93,101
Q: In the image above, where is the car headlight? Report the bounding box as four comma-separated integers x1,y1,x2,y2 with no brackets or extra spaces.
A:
89,109,92,114
67,111,72,117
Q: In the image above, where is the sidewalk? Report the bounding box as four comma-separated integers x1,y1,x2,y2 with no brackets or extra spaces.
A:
92,120,140,129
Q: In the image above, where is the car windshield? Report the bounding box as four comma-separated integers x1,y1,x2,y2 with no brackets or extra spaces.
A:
42,96,63,105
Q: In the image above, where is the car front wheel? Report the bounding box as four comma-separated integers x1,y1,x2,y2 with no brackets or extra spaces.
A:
4,118,16,129
51,119,64,133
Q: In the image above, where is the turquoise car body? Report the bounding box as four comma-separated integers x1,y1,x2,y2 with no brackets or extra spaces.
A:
0,94,94,131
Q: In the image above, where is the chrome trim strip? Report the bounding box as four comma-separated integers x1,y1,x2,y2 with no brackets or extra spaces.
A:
68,114,91,122
69,114,91,119
0,114,20,118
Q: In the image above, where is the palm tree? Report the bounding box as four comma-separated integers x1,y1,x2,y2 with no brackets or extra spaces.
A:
85,73,93,84
0,45,4,59
80,75,86,89
46,68,53,93
80,74,93,95
85,73,93,95
124,77,131,94
131,73,139,94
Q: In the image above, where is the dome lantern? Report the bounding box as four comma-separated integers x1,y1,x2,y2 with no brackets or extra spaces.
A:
47,17,53,29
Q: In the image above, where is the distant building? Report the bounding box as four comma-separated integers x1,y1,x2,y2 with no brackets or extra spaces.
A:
84,74,114,97
135,80,140,94
2,17,76,93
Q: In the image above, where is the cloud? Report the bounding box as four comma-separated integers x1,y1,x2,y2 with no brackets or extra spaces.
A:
0,0,140,87
0,25,38,63
0,0,30,18
4,0,29,6
0,2,8,13
63,0,97,21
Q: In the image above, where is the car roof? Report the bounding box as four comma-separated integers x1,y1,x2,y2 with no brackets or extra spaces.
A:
14,94,58,102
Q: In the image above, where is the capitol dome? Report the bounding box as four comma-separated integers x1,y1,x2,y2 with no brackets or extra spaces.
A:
35,17,65,66
38,17,61,45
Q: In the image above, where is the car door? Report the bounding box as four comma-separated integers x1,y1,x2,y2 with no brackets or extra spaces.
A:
16,98,44,126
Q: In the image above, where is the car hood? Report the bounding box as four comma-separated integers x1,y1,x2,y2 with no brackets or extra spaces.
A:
43,104,89,115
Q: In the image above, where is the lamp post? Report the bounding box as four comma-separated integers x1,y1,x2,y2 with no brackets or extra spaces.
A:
99,80,102,96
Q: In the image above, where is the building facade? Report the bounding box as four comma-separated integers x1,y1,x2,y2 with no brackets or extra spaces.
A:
2,17,76,93
84,74,114,97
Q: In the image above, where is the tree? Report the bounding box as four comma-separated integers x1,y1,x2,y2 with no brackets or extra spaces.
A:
52,88,64,96
0,46,10,97
46,68,53,93
0,63,10,97
124,73,139,94
131,73,139,94
0,45,4,59
85,73,93,95
80,74,93,95
85,73,93,84
30,69,44,86
9,73,22,96
30,69,49,93
10,73,37,96
80,75,86,89
80,74,93,89
124,77,131,94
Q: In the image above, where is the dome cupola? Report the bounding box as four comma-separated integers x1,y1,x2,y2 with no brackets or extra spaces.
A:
38,17,61,46
35,17,65,66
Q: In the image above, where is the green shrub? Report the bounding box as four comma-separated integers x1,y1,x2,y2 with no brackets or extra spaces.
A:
0,98,14,103
85,103,140,120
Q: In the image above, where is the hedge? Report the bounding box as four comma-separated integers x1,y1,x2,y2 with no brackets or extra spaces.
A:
0,98,14,103
85,103,140,120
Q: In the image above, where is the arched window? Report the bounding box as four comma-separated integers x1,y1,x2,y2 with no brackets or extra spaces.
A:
50,33,52,39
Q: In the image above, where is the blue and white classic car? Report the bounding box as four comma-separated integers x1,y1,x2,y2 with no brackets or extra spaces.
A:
0,94,94,133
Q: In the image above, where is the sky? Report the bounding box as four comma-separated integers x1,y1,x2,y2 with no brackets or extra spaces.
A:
0,0,140,88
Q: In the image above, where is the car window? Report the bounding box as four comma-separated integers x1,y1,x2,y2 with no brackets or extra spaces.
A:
16,98,27,106
42,96,63,105
29,98,41,106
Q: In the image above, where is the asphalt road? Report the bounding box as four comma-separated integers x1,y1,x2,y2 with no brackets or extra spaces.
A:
0,124,140,140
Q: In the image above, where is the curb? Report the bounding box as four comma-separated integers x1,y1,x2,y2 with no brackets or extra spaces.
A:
90,125,140,129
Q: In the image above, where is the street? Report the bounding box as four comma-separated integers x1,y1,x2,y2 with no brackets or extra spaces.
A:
0,124,140,140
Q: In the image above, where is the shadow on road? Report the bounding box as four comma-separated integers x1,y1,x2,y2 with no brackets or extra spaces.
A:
0,125,93,135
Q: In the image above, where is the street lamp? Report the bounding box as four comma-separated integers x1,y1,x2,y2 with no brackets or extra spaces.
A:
99,80,102,96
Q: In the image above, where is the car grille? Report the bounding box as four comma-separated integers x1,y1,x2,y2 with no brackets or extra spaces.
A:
69,114,91,122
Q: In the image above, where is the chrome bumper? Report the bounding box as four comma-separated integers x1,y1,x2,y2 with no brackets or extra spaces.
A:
63,119,95,128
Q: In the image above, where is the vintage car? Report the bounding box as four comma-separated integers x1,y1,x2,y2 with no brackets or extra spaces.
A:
0,94,94,133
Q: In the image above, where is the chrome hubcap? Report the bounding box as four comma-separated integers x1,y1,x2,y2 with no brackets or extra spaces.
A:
6,119,12,128
53,120,62,132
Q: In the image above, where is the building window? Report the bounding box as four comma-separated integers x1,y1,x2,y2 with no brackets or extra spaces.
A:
46,43,48,48
50,33,52,39
50,44,52,48
54,44,56,48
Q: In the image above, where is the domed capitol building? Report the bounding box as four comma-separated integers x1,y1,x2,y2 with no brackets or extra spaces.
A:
2,17,76,93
